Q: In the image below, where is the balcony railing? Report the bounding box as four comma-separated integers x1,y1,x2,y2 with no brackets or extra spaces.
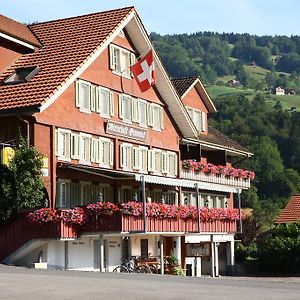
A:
0,210,237,261
181,169,251,188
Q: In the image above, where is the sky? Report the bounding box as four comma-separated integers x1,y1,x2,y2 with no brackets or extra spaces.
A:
2,0,300,36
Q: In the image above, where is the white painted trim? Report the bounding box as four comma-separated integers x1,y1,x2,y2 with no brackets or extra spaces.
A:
0,32,35,50
181,78,217,113
39,10,135,112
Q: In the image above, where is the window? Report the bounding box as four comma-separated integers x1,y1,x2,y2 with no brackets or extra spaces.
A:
140,146,148,173
138,100,147,127
132,147,140,170
186,106,206,132
97,87,114,118
167,152,178,177
120,143,133,170
109,44,135,78
75,80,91,113
153,148,162,174
71,133,80,160
152,104,164,131
80,182,92,206
56,180,71,208
119,94,132,123
55,129,71,161
99,137,114,168
4,66,40,84
80,133,92,164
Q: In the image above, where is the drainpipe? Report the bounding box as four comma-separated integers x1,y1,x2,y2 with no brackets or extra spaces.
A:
195,183,200,232
238,189,242,233
141,175,147,233
18,114,30,146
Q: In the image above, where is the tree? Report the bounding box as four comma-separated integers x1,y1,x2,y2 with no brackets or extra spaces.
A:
0,137,45,222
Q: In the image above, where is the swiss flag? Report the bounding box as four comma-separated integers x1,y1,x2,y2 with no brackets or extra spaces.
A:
131,50,156,92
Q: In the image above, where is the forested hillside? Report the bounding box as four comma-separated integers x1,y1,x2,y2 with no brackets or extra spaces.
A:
151,32,300,228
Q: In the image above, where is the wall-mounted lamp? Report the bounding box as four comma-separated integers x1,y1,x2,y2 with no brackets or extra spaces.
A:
173,240,177,249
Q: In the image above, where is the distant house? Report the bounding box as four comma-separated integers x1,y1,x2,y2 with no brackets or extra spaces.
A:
275,86,285,95
227,79,240,86
250,61,256,67
288,89,297,95
275,195,300,224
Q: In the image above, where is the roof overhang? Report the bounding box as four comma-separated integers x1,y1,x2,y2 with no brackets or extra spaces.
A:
181,78,217,113
0,31,35,50
181,137,253,158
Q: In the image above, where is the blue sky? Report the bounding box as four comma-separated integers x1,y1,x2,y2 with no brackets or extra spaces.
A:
2,0,299,36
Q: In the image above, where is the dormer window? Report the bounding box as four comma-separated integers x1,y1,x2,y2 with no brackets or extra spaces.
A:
186,106,206,132
4,66,40,84
109,44,135,78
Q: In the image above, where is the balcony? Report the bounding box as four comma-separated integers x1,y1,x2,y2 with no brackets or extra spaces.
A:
0,206,238,261
180,160,254,189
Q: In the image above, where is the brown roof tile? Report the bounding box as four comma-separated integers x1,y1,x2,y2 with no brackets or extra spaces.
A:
275,195,300,224
199,126,250,153
0,14,41,47
0,7,134,112
171,77,198,97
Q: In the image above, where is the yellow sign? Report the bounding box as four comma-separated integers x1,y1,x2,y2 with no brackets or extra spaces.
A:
1,147,15,166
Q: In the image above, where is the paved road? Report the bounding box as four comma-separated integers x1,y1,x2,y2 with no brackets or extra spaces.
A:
1,264,300,300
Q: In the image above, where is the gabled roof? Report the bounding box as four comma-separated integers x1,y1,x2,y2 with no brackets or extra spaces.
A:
275,195,300,224
171,76,216,113
0,14,41,47
0,7,134,111
0,7,198,138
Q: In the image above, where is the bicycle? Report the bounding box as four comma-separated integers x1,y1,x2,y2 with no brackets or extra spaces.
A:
113,257,151,273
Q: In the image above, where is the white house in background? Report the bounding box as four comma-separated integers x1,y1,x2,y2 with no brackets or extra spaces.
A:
275,86,285,95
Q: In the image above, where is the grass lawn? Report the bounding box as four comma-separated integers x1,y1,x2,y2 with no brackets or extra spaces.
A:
271,94,300,110
206,85,256,100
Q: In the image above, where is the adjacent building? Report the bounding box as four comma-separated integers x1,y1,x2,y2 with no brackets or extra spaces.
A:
0,7,254,276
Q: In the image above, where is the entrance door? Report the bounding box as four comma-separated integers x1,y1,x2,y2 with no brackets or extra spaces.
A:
163,237,173,256
140,239,148,258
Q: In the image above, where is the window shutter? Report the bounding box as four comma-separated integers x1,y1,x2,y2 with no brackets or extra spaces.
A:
71,133,79,160
148,149,154,172
147,103,153,126
55,129,59,155
109,91,114,117
75,81,81,108
174,154,178,176
91,138,96,163
95,86,100,113
130,53,136,77
90,85,96,112
201,112,206,132
99,139,104,165
66,182,71,208
162,152,168,174
66,132,71,159
120,144,124,168
132,147,140,170
119,94,123,119
132,98,139,122
109,44,116,70
109,141,114,167
160,106,164,130
56,181,61,208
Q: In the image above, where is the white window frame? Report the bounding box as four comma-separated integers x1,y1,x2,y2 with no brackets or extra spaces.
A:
119,94,132,124
99,137,114,168
97,86,114,118
139,146,148,173
186,106,206,132
152,148,162,175
75,79,91,114
138,99,148,128
152,103,164,131
120,143,133,170
167,151,178,177
71,133,80,160
55,128,71,161
79,133,92,165
109,44,135,79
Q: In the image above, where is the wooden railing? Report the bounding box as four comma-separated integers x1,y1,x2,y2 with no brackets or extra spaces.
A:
181,169,251,188
0,212,237,262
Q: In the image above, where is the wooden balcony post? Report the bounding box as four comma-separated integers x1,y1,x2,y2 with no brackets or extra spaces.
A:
210,235,215,278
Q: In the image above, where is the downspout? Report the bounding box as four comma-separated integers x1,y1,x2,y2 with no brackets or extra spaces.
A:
18,114,30,146
238,189,242,233
141,174,147,233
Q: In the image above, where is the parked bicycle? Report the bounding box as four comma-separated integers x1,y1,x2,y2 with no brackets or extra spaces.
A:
113,257,152,273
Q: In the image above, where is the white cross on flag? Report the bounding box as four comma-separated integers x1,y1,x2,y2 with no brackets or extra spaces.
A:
131,50,156,92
